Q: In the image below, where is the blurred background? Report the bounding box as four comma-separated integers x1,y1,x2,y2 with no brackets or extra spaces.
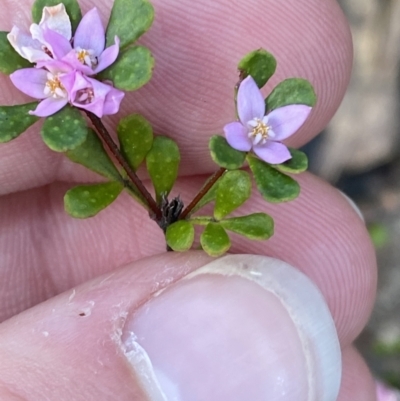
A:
304,0,400,388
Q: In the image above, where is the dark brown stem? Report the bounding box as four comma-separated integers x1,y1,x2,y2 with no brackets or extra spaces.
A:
85,111,161,220
179,167,226,220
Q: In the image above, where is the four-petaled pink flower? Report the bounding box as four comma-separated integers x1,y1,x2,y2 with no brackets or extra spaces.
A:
7,4,124,118
224,76,312,164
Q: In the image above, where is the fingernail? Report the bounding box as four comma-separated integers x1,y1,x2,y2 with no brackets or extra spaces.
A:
376,381,400,401
340,191,365,222
121,255,341,401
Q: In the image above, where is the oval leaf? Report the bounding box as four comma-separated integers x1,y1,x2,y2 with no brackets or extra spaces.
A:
166,220,195,252
66,128,122,181
220,213,274,240
238,49,277,88
64,181,123,218
0,103,39,143
32,0,82,32
200,222,231,257
209,135,246,170
106,0,154,49
0,32,32,74
41,106,88,152
146,136,180,203
248,154,300,203
273,148,308,174
266,78,317,111
118,114,153,171
214,170,251,220
99,46,154,91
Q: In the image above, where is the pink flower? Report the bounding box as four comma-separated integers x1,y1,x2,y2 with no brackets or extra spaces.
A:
224,76,312,164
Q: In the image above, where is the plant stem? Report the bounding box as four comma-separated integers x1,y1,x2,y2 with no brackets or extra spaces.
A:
179,167,226,220
85,111,161,220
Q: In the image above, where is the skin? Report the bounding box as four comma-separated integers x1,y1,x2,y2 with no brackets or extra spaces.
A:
0,0,378,400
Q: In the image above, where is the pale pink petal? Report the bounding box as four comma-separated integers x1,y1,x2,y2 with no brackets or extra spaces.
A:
237,76,265,125
62,50,94,75
224,122,252,152
103,87,125,115
7,26,45,62
42,27,72,59
265,105,312,141
59,71,77,95
73,8,105,56
39,4,72,40
37,60,74,74
29,97,68,117
94,37,120,73
10,68,48,99
253,141,292,164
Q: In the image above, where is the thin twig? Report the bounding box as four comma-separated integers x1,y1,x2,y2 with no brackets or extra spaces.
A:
179,167,226,220
85,111,161,220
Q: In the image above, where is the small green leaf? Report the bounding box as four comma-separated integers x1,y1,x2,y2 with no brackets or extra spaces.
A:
0,103,39,143
266,78,316,111
214,170,251,220
248,154,300,203
190,216,214,225
0,32,32,74
146,136,180,203
200,222,231,257
166,220,195,252
32,0,82,32
209,135,246,170
99,46,154,91
41,106,88,152
66,128,122,181
118,114,153,171
64,182,123,218
238,49,277,88
106,0,154,49
273,148,308,174
220,213,274,240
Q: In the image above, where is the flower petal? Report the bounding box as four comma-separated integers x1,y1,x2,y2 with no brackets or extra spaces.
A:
253,141,292,164
41,27,72,59
29,97,68,117
61,50,94,75
94,37,120,73
73,8,105,56
224,122,252,152
39,4,72,40
10,68,48,99
265,105,312,141
103,87,125,115
237,76,265,125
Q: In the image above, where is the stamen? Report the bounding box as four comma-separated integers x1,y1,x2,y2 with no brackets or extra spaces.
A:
44,74,66,99
75,48,98,68
74,88,94,105
248,118,270,144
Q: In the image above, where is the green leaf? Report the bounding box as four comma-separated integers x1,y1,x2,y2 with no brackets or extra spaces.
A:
66,128,122,181
166,220,195,252
0,32,32,74
146,136,180,203
41,106,88,152
209,135,246,170
220,213,274,240
266,78,316,111
188,175,221,216
214,170,251,220
118,114,153,171
190,216,214,225
106,0,154,49
0,103,39,143
238,49,277,88
64,182,123,218
32,0,82,32
99,46,154,91
273,148,308,174
248,154,300,203
200,222,231,257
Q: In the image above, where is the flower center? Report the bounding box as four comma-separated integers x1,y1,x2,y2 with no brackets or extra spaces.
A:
74,88,95,105
248,118,270,145
75,48,98,68
44,74,66,99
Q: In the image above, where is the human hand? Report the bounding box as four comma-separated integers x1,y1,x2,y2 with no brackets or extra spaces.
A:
0,0,378,400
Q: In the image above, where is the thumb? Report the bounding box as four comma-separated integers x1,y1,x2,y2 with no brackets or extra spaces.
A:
0,253,340,401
